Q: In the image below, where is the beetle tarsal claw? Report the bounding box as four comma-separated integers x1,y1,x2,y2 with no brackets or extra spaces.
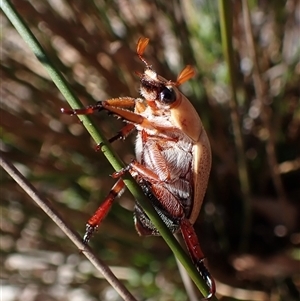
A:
196,260,216,300
83,224,98,245
95,143,104,152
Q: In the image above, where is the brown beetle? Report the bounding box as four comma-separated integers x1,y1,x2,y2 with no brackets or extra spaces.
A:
62,38,215,299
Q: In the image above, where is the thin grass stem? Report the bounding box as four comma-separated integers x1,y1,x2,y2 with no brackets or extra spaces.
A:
218,0,252,251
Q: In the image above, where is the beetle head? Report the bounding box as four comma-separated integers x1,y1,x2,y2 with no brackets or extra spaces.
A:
136,38,195,109
139,69,176,108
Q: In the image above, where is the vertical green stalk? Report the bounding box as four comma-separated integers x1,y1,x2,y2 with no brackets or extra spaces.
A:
218,0,252,251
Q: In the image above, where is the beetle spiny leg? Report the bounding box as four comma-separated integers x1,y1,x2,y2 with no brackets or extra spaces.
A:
61,101,104,115
108,123,136,144
108,133,123,144
180,219,216,299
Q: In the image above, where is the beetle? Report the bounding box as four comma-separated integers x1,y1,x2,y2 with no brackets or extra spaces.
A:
62,37,215,299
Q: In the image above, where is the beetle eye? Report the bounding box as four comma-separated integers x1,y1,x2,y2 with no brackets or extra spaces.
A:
159,87,176,104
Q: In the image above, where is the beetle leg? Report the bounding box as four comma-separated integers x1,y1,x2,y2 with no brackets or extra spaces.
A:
103,97,137,108
61,97,137,115
95,123,136,152
180,219,216,300
96,123,136,152
98,105,156,130
112,160,162,183
62,99,179,140
113,138,172,182
108,123,136,143
83,178,126,244
79,102,169,134
62,99,161,134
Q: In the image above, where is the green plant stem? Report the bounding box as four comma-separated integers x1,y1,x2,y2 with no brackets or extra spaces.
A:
1,0,218,299
218,0,252,252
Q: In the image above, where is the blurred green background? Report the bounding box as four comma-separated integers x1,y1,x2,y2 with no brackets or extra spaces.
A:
1,0,299,300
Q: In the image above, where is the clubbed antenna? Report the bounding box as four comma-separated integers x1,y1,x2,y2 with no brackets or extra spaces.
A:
175,65,195,86
136,37,151,68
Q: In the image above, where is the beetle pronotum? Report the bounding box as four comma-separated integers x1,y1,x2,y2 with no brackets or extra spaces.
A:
62,38,215,300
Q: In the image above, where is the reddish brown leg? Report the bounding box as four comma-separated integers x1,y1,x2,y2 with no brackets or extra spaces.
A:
112,140,172,182
62,99,139,243
180,219,216,300
61,98,169,142
62,97,179,139
108,123,136,143
95,123,136,152
83,178,125,244
61,97,136,115
112,160,164,183
62,99,138,151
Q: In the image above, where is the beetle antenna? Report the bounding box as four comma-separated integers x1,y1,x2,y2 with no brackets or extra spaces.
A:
175,65,195,86
136,37,151,69
134,71,143,78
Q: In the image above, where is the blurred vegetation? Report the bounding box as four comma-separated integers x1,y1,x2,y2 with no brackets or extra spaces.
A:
1,0,300,301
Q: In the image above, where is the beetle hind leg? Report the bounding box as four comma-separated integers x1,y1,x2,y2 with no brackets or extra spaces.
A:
180,219,216,300
195,259,216,300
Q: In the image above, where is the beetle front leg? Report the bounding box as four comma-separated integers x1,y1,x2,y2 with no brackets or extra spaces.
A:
61,97,137,115
83,178,126,244
180,219,216,300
